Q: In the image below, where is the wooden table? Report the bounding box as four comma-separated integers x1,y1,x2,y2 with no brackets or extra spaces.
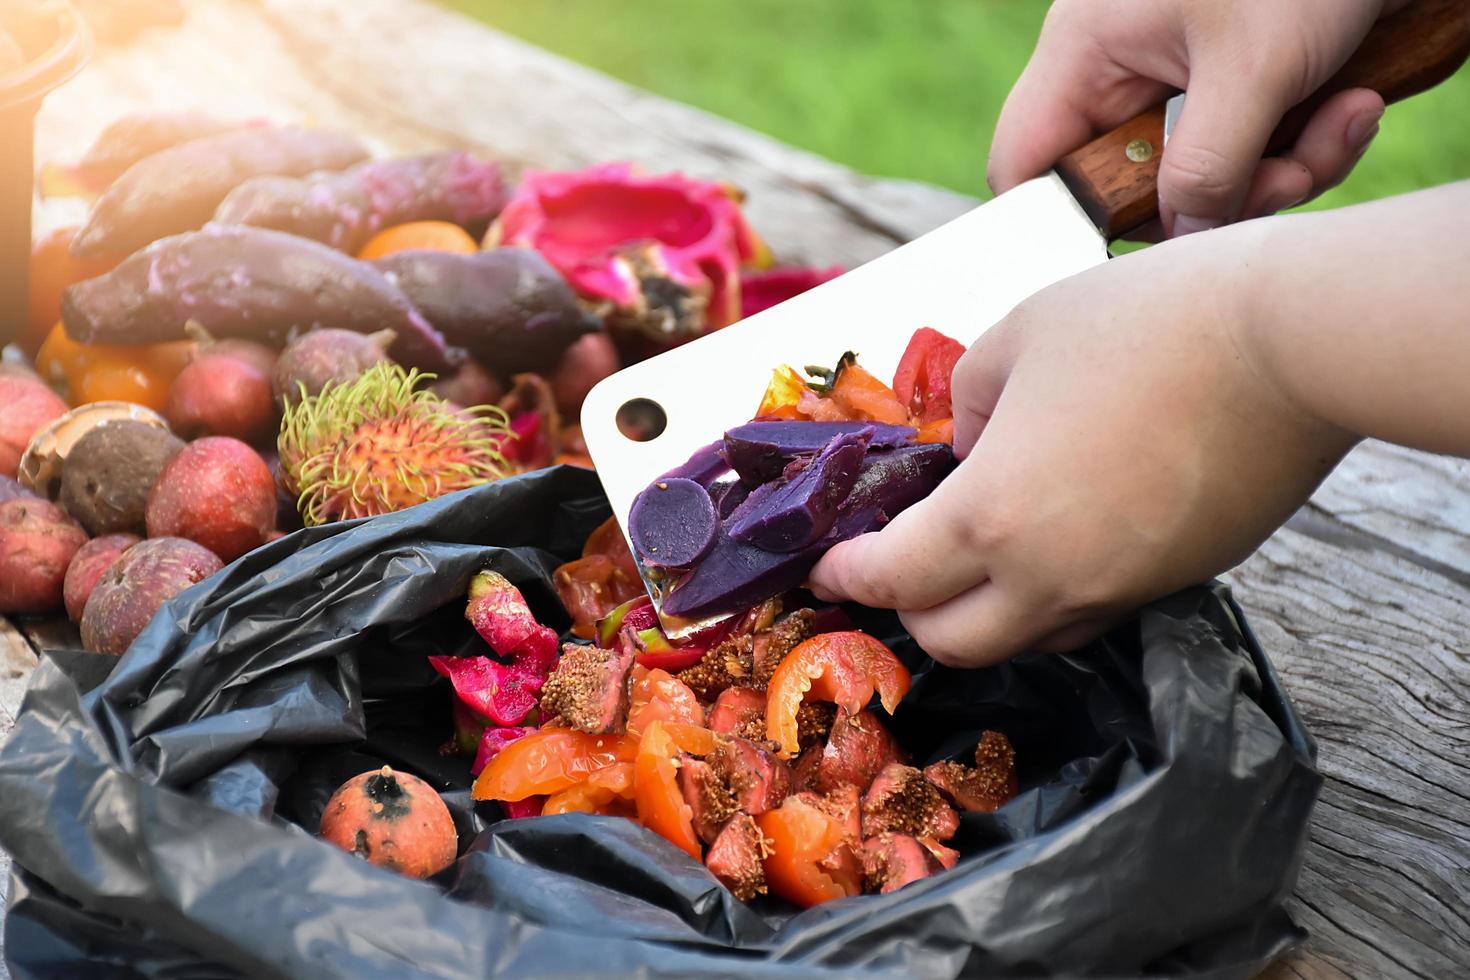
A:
4,2,1467,976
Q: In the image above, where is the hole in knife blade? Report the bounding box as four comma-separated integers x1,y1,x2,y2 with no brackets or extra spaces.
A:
615,398,667,442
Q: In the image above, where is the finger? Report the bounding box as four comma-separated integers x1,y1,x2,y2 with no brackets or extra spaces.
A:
1030,614,1124,654
987,63,1097,195
806,465,993,612
898,580,1043,668
950,322,1017,458
1273,87,1385,202
1158,62,1293,236
1237,157,1314,221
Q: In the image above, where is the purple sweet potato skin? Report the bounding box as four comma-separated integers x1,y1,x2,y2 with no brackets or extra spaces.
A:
61,225,456,370
80,112,252,172
723,420,915,485
71,127,369,258
374,248,596,373
662,444,954,620
728,428,870,551
630,477,717,569
214,152,508,253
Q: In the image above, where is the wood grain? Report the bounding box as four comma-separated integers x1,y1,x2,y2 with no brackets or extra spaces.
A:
8,2,1470,978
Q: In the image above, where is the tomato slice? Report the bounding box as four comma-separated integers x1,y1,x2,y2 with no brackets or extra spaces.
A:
756,795,863,907
542,762,637,816
755,364,809,419
765,632,912,758
916,417,954,445
626,668,704,736
893,327,965,423
633,720,716,860
830,362,909,425
553,554,643,640
473,728,639,802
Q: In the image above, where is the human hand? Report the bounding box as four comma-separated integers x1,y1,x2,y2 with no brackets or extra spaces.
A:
988,0,1400,236
807,222,1358,666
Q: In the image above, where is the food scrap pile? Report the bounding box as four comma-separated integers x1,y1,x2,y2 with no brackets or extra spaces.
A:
2,110,838,645
383,570,1017,907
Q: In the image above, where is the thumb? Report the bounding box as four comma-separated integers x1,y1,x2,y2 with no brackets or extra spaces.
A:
1158,66,1290,236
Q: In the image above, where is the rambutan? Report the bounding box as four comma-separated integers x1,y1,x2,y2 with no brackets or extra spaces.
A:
277,362,510,526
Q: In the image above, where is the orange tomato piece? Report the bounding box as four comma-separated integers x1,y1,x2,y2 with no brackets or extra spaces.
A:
633,720,714,860
25,227,121,358
754,365,808,419
541,762,637,816
756,796,863,908
916,418,954,444
765,631,911,758
626,668,704,736
356,220,478,260
830,363,909,425
473,729,638,802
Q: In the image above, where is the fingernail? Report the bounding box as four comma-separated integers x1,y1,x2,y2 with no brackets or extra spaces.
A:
1346,107,1384,150
1172,214,1224,237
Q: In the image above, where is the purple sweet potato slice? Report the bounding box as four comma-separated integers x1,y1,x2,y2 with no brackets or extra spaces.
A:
712,480,750,520
61,225,456,370
727,428,871,552
216,152,508,253
722,420,914,485
657,439,730,488
629,477,718,569
71,126,369,257
831,443,957,536
375,248,597,374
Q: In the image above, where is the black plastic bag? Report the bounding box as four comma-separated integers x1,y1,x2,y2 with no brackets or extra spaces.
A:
0,466,1320,979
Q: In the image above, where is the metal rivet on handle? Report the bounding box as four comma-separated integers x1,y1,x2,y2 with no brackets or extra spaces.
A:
1125,139,1154,163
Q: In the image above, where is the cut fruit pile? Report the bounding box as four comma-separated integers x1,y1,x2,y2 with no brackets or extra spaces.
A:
429,569,1017,907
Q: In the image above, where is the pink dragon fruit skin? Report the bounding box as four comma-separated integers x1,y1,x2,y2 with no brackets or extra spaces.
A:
739,265,843,320
492,163,763,340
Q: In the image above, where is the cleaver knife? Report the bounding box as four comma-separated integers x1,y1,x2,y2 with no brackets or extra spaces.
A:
582,0,1470,620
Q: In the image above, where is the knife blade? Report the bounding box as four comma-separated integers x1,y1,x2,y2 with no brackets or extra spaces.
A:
580,0,1470,627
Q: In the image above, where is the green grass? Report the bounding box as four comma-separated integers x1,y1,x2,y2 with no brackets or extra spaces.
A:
444,0,1469,213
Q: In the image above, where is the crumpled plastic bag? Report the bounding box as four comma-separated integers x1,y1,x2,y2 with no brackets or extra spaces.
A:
0,465,1320,979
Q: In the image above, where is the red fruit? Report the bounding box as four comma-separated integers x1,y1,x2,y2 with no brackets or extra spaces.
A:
166,354,277,443
273,328,391,405
0,498,88,614
429,358,503,408
0,376,68,479
548,331,619,417
145,437,275,561
79,537,223,654
470,725,537,777
739,265,842,320
63,532,139,623
319,766,458,879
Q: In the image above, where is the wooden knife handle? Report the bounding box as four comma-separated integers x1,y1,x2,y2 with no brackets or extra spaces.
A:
1054,0,1470,240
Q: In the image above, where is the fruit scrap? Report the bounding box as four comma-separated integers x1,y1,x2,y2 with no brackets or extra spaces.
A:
429,655,541,727
739,266,843,320
765,632,911,759
318,766,458,879
215,152,508,254
70,126,369,257
373,248,599,374
705,813,770,901
473,728,639,802
495,373,562,472
553,516,644,639
471,726,537,777
894,327,966,424
922,731,1019,813
538,641,638,734
491,163,762,342
860,834,948,894
277,363,510,527
860,763,959,841
62,225,457,372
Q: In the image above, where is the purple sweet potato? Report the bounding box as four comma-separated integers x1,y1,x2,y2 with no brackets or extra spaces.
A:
830,443,956,537
727,428,870,551
214,152,508,253
71,126,369,257
629,477,717,569
723,420,915,485
657,440,729,488
373,248,598,374
79,112,253,172
61,225,457,371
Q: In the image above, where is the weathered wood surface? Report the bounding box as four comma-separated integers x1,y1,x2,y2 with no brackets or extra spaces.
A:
7,1,1468,977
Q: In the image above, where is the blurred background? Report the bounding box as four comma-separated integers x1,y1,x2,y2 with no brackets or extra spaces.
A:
448,0,1469,211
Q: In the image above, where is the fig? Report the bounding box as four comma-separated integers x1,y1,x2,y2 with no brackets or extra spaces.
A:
0,376,68,479
0,498,89,614
273,328,392,405
548,331,620,416
723,420,915,486
727,428,870,552
59,421,185,535
145,437,276,562
629,477,717,569
80,536,223,655
63,533,140,623
166,353,277,443
318,766,457,879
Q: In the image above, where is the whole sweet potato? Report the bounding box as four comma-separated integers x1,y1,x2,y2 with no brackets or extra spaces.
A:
79,111,250,172
71,126,369,257
62,226,457,371
215,152,507,254
0,499,88,615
